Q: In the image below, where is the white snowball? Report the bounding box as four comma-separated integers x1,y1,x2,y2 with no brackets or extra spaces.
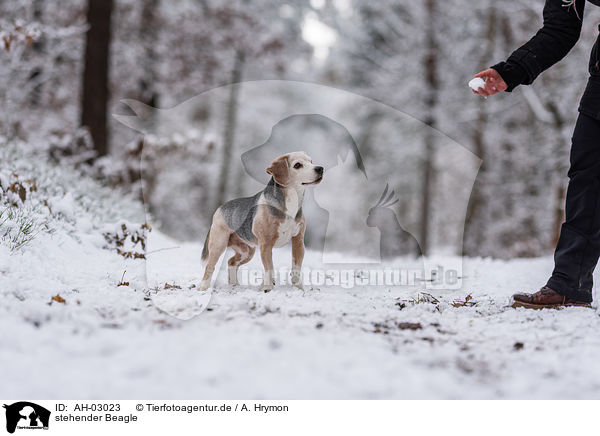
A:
468,77,485,91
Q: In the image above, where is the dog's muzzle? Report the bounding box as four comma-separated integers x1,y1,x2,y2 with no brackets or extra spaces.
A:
303,166,323,185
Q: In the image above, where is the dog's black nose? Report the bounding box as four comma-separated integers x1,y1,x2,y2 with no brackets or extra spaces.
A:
315,166,324,175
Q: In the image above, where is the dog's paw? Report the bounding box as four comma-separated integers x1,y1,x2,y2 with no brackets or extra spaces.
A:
198,280,211,291
228,268,239,286
290,271,303,290
290,273,304,290
260,284,274,293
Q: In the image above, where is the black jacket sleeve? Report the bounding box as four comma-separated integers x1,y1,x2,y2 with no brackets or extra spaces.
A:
491,0,585,92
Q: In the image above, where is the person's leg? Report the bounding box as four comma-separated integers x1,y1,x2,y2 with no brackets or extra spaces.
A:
546,112,600,303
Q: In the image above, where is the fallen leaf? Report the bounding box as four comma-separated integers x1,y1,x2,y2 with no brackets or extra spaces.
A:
51,294,66,304
397,322,422,330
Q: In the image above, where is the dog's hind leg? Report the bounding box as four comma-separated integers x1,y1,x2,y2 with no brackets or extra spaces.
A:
227,233,256,286
199,210,230,291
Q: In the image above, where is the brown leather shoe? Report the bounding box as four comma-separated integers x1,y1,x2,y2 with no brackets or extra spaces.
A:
512,286,592,309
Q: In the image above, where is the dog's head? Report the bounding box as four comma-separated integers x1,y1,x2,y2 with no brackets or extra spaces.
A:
266,152,323,188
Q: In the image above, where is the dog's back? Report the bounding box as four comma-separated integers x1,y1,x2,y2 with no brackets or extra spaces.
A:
201,192,260,262
220,192,261,244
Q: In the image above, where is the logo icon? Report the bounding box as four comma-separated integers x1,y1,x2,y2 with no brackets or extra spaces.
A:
3,402,50,434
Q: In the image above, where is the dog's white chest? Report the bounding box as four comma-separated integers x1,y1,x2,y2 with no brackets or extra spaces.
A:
275,217,300,248
274,190,303,247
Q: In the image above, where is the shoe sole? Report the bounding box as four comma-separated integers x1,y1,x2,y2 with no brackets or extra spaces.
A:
511,301,592,310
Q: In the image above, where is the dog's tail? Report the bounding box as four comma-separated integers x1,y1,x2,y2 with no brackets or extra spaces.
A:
201,228,210,263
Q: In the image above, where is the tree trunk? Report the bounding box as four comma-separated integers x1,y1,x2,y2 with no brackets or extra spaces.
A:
81,0,114,156
215,50,244,210
139,0,159,108
28,0,44,106
463,7,497,256
420,0,438,256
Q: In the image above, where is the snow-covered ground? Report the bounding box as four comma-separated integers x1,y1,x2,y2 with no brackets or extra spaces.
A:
2,142,600,399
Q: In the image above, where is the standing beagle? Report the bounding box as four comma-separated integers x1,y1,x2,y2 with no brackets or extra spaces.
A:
200,152,323,292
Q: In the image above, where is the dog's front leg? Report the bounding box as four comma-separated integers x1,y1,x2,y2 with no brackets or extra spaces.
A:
259,242,275,292
291,222,305,290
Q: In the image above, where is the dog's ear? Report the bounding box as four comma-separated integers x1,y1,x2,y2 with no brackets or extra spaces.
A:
266,155,290,187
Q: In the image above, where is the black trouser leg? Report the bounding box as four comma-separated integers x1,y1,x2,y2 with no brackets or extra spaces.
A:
546,112,600,303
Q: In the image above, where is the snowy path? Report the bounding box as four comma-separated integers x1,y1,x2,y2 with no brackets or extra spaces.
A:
3,227,600,399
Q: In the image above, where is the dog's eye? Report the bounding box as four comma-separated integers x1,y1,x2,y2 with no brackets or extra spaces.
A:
294,163,302,169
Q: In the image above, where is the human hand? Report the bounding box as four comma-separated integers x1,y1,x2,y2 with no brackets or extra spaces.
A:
471,68,507,97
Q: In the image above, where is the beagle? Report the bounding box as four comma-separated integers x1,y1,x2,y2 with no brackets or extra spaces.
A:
200,152,323,292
